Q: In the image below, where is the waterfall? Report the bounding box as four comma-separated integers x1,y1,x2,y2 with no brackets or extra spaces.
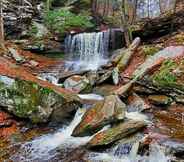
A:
64,30,110,71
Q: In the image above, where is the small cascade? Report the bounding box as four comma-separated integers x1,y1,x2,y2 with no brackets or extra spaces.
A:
11,108,92,162
64,30,110,71
88,142,170,162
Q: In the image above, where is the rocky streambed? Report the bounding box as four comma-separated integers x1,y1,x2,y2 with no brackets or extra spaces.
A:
1,36,184,162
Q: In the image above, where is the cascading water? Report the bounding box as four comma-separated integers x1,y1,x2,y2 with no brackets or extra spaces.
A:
64,30,110,71
88,142,170,162
11,108,93,162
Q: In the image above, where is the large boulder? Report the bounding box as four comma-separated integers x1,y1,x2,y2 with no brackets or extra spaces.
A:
0,56,81,124
72,95,126,137
87,120,146,148
0,75,80,123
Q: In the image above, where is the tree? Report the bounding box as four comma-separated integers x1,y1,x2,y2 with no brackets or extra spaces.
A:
0,0,5,49
120,0,132,46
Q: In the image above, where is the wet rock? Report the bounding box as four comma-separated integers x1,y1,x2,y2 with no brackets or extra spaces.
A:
93,84,119,96
96,70,112,84
127,93,151,112
153,104,184,140
113,133,143,157
132,85,156,94
64,75,91,93
87,120,146,148
72,95,126,137
148,95,173,106
58,70,89,83
78,94,104,104
112,67,119,85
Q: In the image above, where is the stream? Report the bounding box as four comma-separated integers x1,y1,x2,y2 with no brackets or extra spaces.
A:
1,30,183,162
9,105,170,162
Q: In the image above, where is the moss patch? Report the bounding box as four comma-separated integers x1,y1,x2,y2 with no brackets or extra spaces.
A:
0,77,65,123
142,45,162,57
152,59,177,87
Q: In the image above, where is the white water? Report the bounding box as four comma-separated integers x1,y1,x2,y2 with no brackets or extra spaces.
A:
10,101,168,162
78,94,104,101
88,142,170,162
11,108,92,162
64,30,110,71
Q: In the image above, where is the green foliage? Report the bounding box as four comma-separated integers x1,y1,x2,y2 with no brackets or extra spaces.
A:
44,8,94,35
152,60,177,87
28,23,38,37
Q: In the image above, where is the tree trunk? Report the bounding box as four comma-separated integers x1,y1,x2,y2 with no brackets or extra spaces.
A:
0,0,5,49
46,0,51,12
121,0,132,47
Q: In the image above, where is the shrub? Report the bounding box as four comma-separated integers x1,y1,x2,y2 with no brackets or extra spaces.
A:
44,8,94,35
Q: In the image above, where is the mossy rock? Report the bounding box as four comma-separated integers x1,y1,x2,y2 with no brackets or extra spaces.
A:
0,75,80,123
72,95,126,137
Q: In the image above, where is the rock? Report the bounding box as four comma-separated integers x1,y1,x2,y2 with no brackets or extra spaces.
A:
8,47,25,63
148,95,173,106
32,21,49,38
93,84,119,96
127,93,151,112
87,120,146,148
64,75,91,93
112,67,119,85
0,75,80,123
86,71,98,86
132,85,156,94
113,133,143,157
133,46,184,80
78,94,104,104
116,37,141,71
110,48,126,65
0,56,81,124
58,70,89,83
96,70,112,84
113,81,133,96
115,46,184,96
29,60,39,67
72,95,126,137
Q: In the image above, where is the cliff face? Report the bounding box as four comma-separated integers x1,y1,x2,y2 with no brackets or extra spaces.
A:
3,0,42,38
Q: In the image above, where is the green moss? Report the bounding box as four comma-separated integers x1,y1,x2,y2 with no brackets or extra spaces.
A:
142,45,161,57
152,59,177,87
0,78,58,122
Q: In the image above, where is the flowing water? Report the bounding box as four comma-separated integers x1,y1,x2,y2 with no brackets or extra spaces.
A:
11,108,92,162
9,105,170,162
88,142,170,162
64,30,110,71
